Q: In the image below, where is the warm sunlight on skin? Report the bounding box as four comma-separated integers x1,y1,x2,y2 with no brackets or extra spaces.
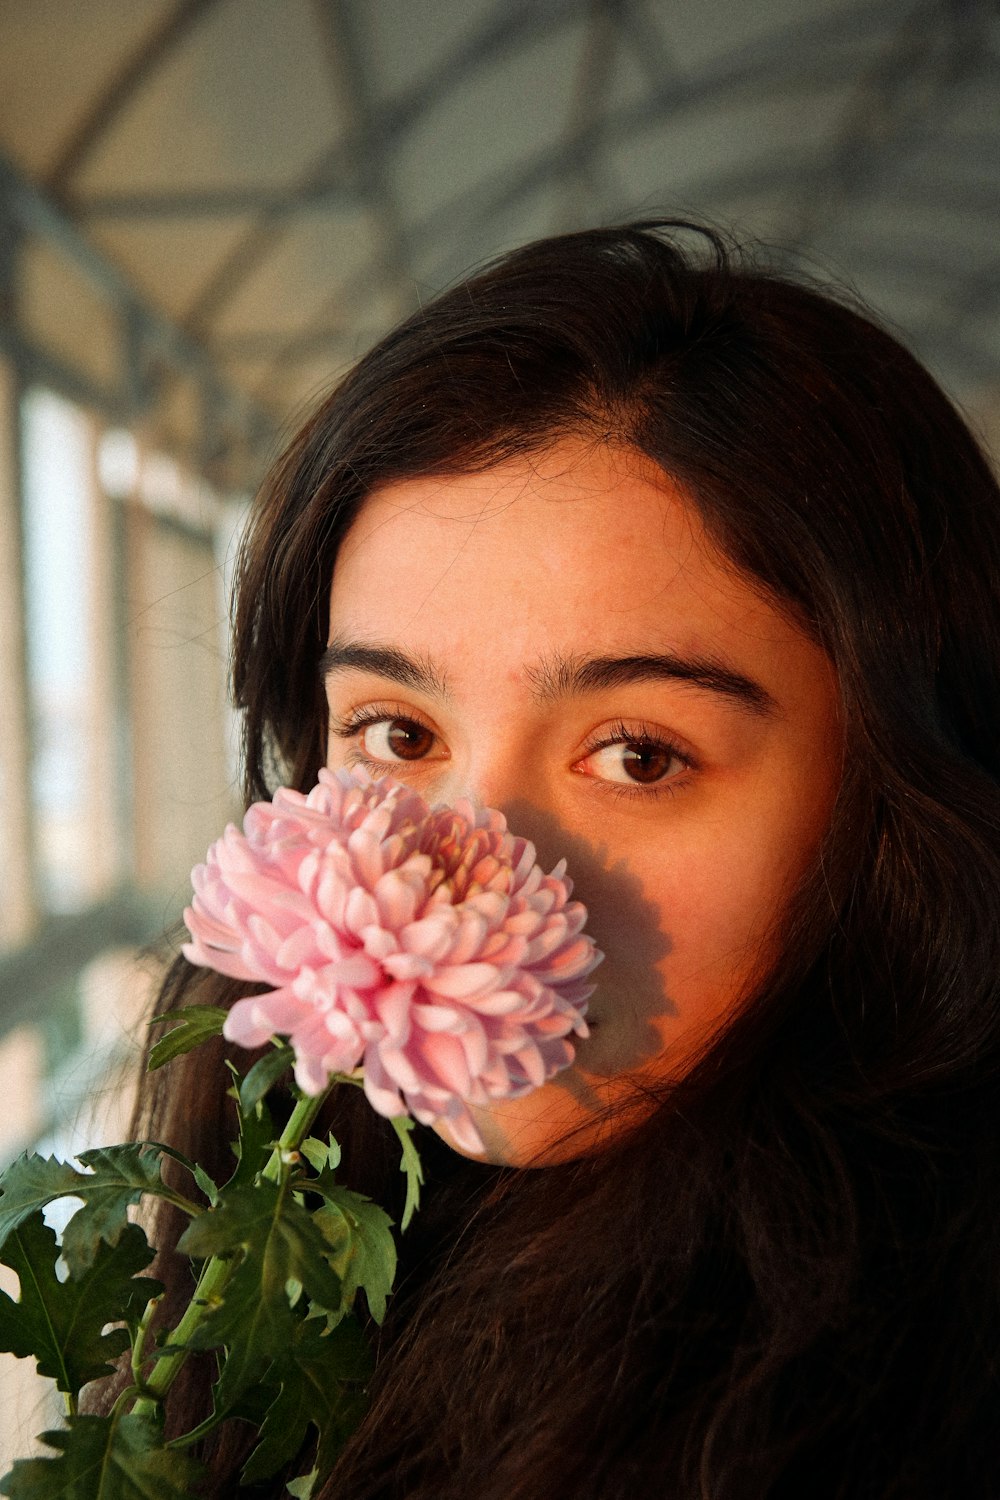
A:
324,437,843,1165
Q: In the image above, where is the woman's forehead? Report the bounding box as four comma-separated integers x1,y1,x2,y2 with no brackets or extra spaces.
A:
335,439,701,586
327,438,836,720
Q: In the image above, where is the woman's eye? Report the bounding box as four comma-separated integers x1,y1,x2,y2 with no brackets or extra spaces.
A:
583,738,687,787
359,717,436,763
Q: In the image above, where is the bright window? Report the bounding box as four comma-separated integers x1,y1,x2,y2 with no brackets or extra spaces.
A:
21,388,119,911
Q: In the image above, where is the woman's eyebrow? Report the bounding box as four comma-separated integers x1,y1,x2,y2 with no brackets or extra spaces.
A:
321,638,776,716
527,651,779,716
320,638,450,698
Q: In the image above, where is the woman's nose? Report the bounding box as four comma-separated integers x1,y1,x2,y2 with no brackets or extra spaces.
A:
445,756,568,872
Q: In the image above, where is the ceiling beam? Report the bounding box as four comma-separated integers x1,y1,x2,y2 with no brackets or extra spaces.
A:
0,151,275,477
47,0,224,195
162,0,580,340
221,0,916,383
75,0,919,226
406,0,979,293
311,0,412,297
78,182,361,221
617,0,684,93
786,0,963,247
552,0,625,232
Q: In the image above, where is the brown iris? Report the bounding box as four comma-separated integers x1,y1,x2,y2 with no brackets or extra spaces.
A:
381,718,435,761
621,740,675,784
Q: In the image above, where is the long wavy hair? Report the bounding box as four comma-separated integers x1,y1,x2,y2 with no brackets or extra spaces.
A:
131,223,1000,1497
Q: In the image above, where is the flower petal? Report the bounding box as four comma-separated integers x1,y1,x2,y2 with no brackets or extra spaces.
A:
185,767,602,1126
421,962,507,999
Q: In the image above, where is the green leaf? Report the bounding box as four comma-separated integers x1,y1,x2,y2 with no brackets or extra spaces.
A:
175,1180,345,1410
61,1147,172,1277
179,1180,345,1316
182,1252,290,1412
146,1005,228,1071
192,1163,219,1207
0,1147,173,1279
299,1135,341,1176
142,1141,216,1207
240,1316,371,1484
0,1413,203,1499
222,1095,275,1193
311,1188,396,1324
389,1115,424,1231
286,1470,318,1499
239,1045,295,1115
0,1214,161,1394
0,1156,87,1258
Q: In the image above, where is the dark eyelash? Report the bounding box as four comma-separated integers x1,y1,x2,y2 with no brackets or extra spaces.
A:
582,719,694,766
330,711,694,799
328,704,431,740
580,719,695,802
328,705,440,777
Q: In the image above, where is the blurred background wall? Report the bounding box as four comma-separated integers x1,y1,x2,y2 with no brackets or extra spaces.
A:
0,0,997,1216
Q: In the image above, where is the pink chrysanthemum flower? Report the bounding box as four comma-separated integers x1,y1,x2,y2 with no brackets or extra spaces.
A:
183,768,601,1154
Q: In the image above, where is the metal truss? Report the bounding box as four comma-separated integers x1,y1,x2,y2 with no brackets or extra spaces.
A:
0,151,275,483
2,0,997,463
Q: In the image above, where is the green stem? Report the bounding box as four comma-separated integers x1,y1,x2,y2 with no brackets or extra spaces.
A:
110,1382,142,1419
258,1090,329,1184
131,1293,163,1392
161,1189,204,1219
130,1088,329,1420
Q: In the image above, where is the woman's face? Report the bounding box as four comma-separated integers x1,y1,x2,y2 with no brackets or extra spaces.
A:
324,438,842,1165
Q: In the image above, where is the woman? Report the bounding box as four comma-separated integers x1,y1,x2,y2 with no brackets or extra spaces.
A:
135,221,1000,1496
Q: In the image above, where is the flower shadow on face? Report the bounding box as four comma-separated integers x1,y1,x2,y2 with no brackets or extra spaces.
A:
499,797,675,1088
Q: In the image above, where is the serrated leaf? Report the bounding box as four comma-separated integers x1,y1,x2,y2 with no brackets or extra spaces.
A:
0,1413,203,1499
184,1251,290,1413
311,1188,396,1324
175,1180,345,1411
146,1005,229,1071
179,1180,345,1316
239,1045,295,1114
240,1315,371,1484
299,1135,341,1175
389,1115,424,1231
286,1470,318,1499
214,1373,279,1428
60,1146,171,1277
180,1179,333,1280
298,1138,326,1175
0,1156,87,1258
0,1147,173,1280
222,1095,275,1193
142,1141,218,1208
0,1214,161,1393
192,1163,219,1207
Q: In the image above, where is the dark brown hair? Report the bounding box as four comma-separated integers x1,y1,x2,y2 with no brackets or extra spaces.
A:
135,223,1000,1497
